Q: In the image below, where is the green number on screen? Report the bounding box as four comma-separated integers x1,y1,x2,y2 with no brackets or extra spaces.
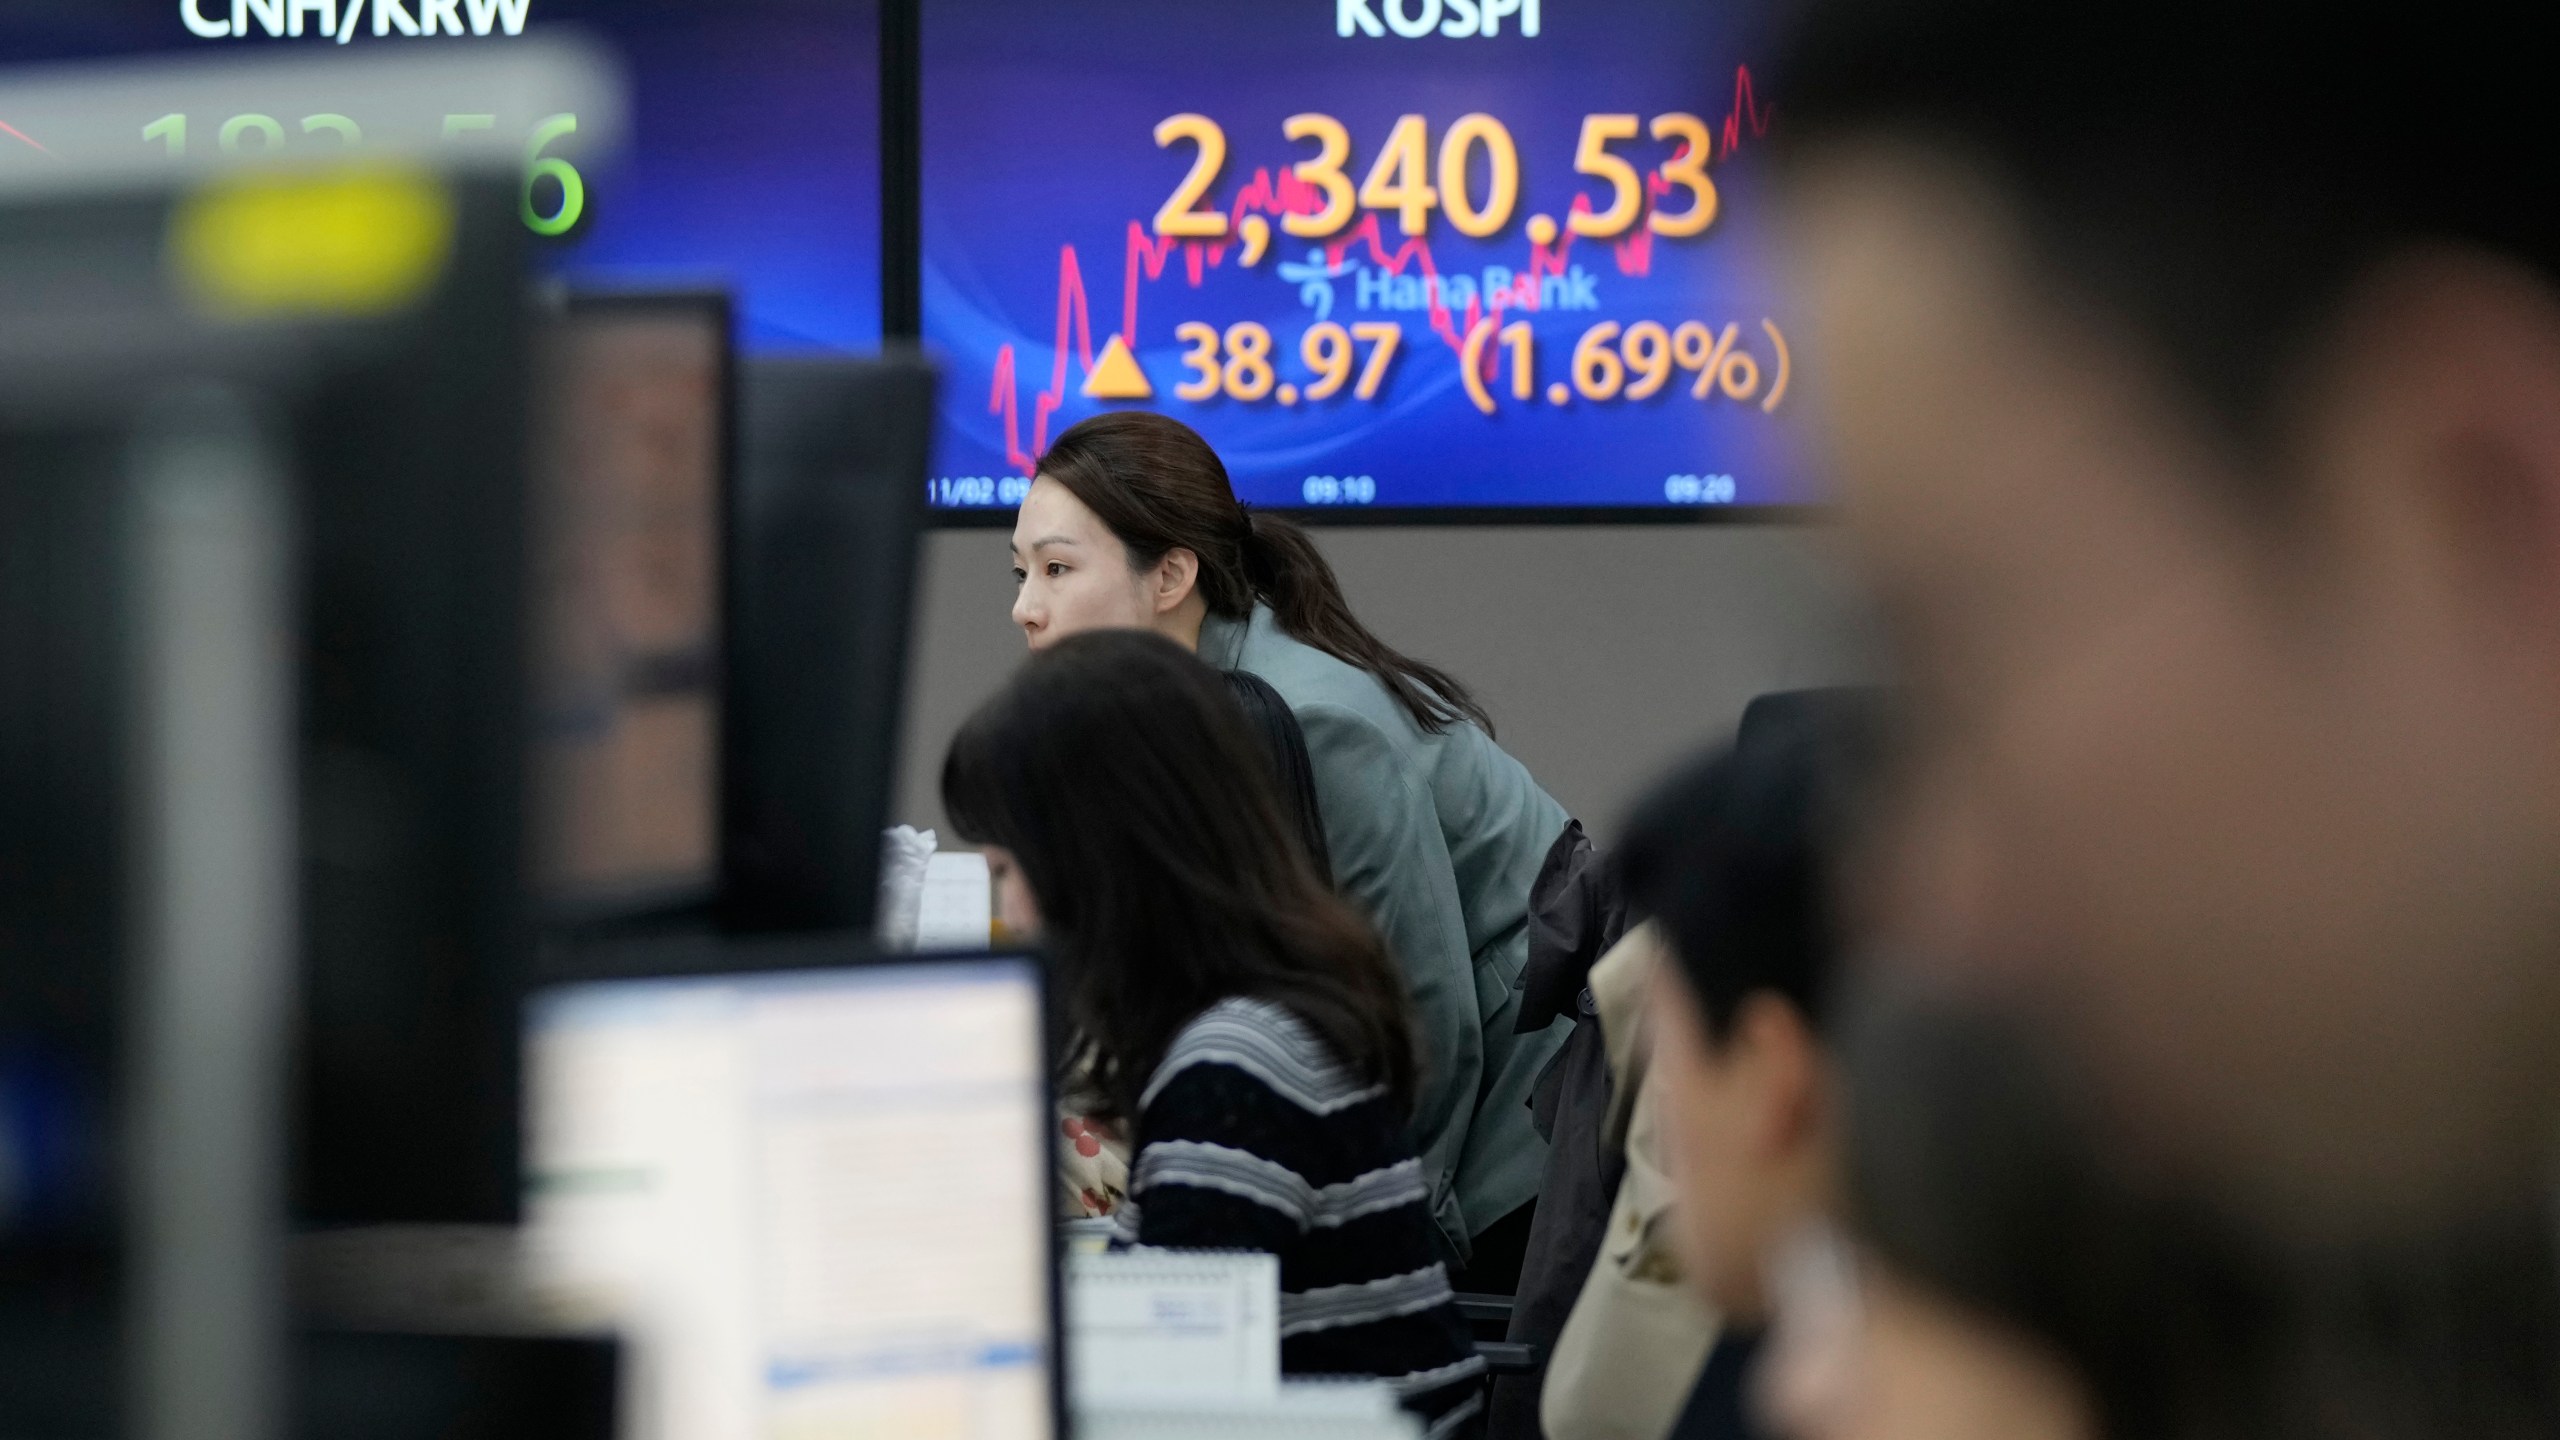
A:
217,114,284,155
521,113,584,237
300,113,362,147
143,113,186,156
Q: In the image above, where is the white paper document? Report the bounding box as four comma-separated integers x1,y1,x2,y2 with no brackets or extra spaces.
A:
916,850,993,950
1081,1381,1420,1440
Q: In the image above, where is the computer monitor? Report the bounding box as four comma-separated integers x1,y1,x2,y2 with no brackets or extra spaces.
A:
289,185,534,1230
527,349,934,951
720,357,934,937
0,167,535,1237
529,291,734,926
0,165,535,1432
524,952,1060,1440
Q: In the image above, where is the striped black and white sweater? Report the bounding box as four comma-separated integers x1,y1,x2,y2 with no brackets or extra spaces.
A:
1111,996,1487,1437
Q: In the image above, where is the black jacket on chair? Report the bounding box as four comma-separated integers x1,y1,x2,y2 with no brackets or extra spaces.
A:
1485,820,1630,1440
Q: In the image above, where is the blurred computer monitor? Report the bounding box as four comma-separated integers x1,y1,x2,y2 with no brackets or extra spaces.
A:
0,170,535,1236
289,190,534,1230
0,167,535,1435
524,951,1059,1440
527,347,934,956
530,291,734,928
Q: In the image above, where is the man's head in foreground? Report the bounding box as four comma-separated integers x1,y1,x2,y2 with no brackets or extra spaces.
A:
1778,0,2560,1242
1620,690,1882,1321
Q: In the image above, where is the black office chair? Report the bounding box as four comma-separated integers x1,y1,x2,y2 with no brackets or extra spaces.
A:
1458,1292,1541,1376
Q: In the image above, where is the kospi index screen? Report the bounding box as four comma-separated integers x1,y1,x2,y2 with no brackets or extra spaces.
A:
920,0,1801,515
0,0,880,351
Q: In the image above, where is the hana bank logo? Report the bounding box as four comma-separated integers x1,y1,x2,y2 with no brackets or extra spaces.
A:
1338,0,1539,38
1282,251,1600,319
182,0,530,41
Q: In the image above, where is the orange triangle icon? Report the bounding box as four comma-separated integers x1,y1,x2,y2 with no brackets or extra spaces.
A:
1081,334,1154,400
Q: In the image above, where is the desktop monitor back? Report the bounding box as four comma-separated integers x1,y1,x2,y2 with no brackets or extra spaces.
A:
720,356,934,938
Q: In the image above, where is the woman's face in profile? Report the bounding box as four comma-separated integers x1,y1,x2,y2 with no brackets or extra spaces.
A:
1009,477,1154,649
982,844,1043,940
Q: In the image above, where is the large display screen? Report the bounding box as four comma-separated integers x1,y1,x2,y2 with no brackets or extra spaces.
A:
0,0,879,350
921,0,1798,514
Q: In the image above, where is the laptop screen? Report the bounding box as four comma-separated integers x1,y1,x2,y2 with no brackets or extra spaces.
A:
526,957,1056,1440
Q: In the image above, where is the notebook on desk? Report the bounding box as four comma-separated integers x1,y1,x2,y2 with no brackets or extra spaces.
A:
1067,1249,1280,1406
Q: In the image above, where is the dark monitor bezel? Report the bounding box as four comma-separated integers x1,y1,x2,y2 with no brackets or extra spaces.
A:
717,353,933,940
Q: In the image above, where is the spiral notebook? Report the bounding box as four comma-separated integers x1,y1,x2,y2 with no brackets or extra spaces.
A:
1067,1249,1281,1405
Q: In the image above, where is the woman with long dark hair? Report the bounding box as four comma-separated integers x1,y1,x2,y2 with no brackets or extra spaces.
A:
943,630,1484,1430
1003,411,1569,1282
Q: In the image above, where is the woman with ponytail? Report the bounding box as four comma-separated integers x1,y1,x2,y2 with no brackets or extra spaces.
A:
1005,410,1571,1285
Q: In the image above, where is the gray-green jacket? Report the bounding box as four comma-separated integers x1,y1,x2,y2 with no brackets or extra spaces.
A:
1201,605,1572,1262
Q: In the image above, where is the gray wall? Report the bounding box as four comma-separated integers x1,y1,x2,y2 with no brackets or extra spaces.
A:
890,524,1882,845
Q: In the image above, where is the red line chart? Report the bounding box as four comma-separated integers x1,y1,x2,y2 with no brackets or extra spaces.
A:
1721,64,1770,156
988,66,1772,472
0,118,49,153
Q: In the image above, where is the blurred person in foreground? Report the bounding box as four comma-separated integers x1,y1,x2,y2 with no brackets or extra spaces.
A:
1764,0,2560,1433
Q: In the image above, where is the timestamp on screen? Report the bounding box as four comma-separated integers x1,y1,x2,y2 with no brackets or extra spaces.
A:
930,475,1034,508
1663,474,1736,504
1300,475,1376,505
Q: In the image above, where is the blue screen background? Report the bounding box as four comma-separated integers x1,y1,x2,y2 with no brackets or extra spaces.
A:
920,0,1804,512
0,0,881,352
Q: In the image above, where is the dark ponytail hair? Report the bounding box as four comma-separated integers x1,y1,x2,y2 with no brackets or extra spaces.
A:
942,628,1418,1126
1035,411,1494,735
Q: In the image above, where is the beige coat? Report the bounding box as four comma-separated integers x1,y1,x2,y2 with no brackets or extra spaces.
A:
1539,923,1720,1440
